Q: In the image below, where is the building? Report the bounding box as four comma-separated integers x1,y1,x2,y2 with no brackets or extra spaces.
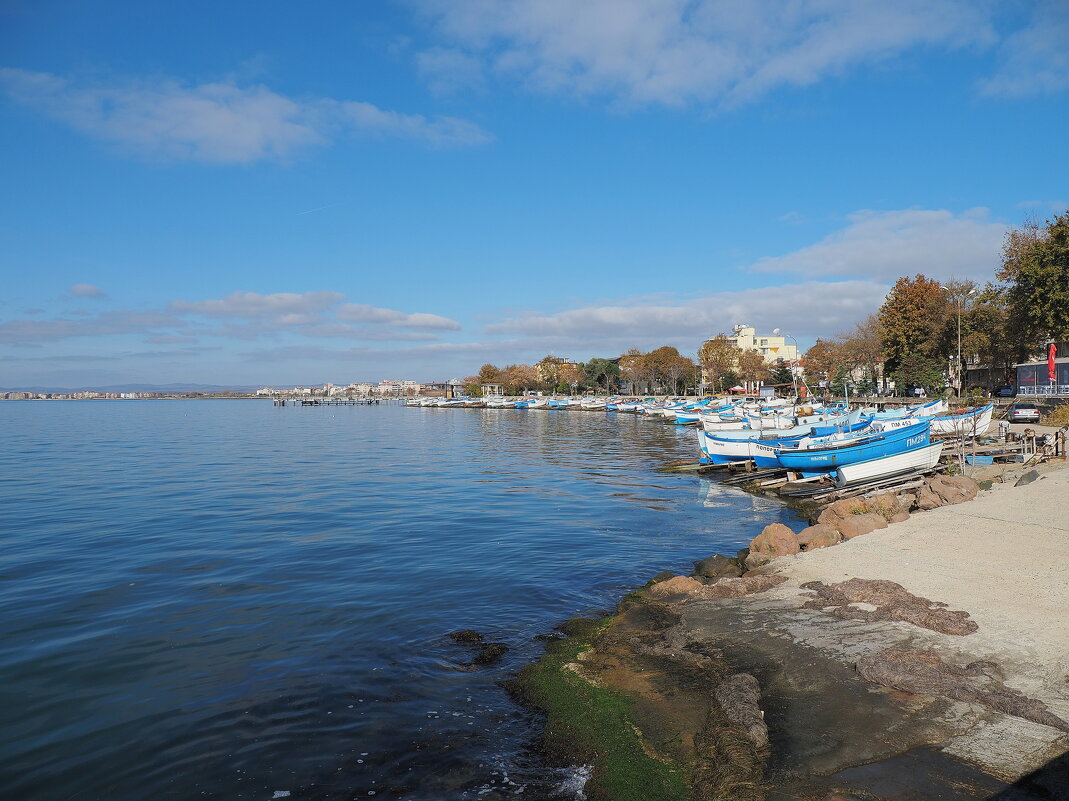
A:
725,325,799,364
1015,342,1069,396
481,382,504,396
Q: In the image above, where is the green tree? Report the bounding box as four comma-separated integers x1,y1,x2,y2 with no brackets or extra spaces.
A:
999,210,1069,358
582,358,621,393
767,362,794,389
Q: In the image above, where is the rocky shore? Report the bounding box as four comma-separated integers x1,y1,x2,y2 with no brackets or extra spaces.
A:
512,461,1069,800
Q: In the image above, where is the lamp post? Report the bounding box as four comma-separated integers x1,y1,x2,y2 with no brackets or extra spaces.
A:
773,329,804,399
940,285,976,395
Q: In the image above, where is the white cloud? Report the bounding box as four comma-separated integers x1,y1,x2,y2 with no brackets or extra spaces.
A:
0,68,492,163
980,0,1069,97
413,0,995,107
337,303,461,330
751,208,1006,281
69,283,107,298
3,290,461,345
484,279,889,349
0,310,183,344
169,291,345,319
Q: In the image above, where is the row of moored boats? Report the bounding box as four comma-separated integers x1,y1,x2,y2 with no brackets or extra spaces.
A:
407,395,995,489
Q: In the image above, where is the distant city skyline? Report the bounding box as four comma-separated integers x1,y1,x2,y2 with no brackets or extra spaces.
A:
2,1,1067,386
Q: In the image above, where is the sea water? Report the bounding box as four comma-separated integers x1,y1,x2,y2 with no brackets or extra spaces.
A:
0,400,799,800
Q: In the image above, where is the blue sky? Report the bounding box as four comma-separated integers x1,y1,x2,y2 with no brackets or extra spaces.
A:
2,0,1067,388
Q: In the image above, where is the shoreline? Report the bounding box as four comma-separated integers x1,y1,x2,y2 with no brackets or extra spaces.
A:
514,456,1069,800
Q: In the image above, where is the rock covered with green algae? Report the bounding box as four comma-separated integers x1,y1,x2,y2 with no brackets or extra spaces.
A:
509,591,773,801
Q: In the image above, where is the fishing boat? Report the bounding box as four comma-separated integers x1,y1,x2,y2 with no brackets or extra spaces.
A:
833,441,944,486
705,409,865,441
775,421,931,474
699,414,870,466
928,404,994,436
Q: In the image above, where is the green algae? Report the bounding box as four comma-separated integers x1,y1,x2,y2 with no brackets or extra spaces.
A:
512,618,689,801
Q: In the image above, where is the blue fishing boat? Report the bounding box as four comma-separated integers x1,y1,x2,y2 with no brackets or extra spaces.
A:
698,415,872,466
775,421,930,475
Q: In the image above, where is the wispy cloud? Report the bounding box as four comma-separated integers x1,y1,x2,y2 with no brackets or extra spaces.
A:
0,68,493,163
337,303,462,330
2,290,461,346
751,208,1006,281
413,0,995,108
980,0,1069,97
483,280,889,350
0,310,184,344
169,291,345,319
68,283,108,299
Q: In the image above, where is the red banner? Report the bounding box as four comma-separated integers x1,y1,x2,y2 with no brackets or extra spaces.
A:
1049,342,1058,383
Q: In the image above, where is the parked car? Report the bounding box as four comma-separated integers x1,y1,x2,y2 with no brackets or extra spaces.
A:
1006,402,1041,423
995,385,1016,397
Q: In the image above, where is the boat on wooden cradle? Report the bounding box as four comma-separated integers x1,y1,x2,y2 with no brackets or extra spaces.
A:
928,404,994,436
775,421,931,475
697,413,870,466
833,441,945,486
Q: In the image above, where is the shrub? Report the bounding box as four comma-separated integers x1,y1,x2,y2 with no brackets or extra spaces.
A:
1045,404,1069,427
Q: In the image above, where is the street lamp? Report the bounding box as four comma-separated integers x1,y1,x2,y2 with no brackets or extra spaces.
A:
773,328,804,399
940,285,977,395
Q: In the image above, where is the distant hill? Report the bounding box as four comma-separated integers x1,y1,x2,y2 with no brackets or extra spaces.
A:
2,383,262,394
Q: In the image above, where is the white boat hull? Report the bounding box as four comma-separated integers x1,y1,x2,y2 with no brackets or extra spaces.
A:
834,442,944,486
929,405,994,436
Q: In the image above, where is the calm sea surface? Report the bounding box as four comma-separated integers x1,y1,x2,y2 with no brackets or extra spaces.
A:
0,400,800,800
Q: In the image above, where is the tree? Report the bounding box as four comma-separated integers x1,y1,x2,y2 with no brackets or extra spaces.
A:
536,355,562,388
878,274,951,393
462,376,481,396
893,353,945,393
767,362,794,389
477,363,502,384
643,346,694,394
618,349,650,394
582,358,621,393
697,335,738,392
802,339,843,388
501,363,541,395
956,285,1015,389
837,315,883,384
999,210,1069,358
736,349,769,393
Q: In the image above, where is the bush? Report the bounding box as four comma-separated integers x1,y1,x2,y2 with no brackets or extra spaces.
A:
1045,404,1069,426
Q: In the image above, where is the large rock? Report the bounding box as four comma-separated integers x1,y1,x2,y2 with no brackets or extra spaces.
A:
743,552,772,571
646,573,786,601
693,554,744,580
913,484,944,511
796,523,841,550
645,575,704,599
928,474,979,506
816,497,867,528
837,512,888,539
748,523,799,557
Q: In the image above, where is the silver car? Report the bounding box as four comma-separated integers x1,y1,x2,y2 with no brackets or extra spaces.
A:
1006,402,1041,424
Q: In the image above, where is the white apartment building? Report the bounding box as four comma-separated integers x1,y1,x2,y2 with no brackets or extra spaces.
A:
725,325,799,364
